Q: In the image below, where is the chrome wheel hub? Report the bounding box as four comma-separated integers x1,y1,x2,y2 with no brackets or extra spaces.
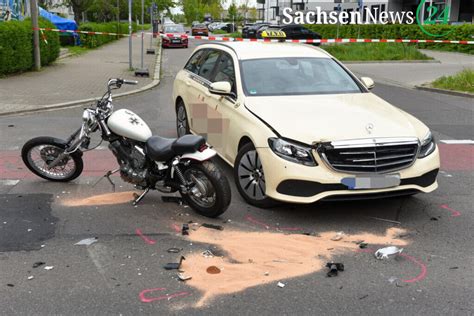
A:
238,150,266,201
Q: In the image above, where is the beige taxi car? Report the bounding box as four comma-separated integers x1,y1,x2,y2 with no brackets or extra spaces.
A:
172,42,440,207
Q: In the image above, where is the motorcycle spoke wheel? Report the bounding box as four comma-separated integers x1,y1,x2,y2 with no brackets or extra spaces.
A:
27,145,77,180
184,168,217,209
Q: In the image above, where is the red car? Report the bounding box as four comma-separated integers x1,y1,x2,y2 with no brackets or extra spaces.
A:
161,24,188,48
191,23,209,36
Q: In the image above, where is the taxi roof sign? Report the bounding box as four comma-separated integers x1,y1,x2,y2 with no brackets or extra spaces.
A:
261,30,286,39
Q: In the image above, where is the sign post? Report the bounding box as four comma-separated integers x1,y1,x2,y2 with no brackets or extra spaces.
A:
30,0,41,71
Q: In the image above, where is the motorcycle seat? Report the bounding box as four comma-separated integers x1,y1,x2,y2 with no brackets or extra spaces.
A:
146,135,206,161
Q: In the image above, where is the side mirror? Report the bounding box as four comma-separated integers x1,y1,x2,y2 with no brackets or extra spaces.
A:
186,30,190,34
360,77,375,90
209,81,234,97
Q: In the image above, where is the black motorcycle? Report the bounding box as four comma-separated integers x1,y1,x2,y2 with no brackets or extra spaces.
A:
22,78,231,218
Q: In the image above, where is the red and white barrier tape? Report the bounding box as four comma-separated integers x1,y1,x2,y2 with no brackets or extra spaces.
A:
34,27,474,45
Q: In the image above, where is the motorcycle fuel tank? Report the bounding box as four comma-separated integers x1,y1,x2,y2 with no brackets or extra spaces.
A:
107,109,152,142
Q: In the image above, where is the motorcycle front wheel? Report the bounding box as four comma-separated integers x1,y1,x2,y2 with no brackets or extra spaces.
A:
181,161,231,218
21,136,83,182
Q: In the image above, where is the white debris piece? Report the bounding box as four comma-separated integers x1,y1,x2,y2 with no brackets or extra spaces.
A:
331,231,344,241
44,266,54,270
277,282,285,288
27,276,34,280
375,246,404,260
74,237,98,246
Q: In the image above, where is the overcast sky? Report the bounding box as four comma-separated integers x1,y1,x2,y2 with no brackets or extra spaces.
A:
170,0,258,15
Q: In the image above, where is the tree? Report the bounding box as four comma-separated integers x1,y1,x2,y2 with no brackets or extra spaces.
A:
227,0,238,22
63,0,94,24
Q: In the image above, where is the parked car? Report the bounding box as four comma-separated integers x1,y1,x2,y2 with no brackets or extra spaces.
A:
191,23,209,36
242,22,269,38
191,21,200,27
213,23,236,33
207,22,221,32
172,43,440,207
257,24,322,45
160,24,188,48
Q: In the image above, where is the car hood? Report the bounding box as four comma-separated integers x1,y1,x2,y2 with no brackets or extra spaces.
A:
244,93,428,144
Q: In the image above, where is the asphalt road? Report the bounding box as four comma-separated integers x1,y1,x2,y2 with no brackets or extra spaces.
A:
0,41,473,315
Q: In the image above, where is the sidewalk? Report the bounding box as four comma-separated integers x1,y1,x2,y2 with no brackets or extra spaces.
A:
0,34,160,115
347,49,474,88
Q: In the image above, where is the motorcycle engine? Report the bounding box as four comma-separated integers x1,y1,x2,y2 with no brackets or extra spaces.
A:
109,140,148,186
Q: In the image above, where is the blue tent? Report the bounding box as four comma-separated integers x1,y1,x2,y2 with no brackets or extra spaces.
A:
39,7,77,31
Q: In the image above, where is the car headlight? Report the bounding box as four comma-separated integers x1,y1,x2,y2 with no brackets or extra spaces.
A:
418,131,436,158
268,138,317,166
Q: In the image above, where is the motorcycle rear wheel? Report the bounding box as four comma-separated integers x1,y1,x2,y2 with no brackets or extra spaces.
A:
180,161,231,218
21,136,83,182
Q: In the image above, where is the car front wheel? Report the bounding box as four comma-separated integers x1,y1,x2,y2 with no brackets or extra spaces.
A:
234,142,278,208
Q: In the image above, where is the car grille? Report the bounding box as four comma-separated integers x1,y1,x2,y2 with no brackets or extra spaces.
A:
319,138,419,173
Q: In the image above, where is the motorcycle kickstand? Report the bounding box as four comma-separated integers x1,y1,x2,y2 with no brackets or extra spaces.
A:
133,187,150,206
93,168,119,192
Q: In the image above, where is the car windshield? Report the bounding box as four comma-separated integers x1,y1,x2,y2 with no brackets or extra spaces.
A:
241,57,362,96
164,25,184,33
194,24,206,28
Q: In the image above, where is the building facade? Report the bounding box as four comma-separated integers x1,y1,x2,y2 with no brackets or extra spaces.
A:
257,0,473,25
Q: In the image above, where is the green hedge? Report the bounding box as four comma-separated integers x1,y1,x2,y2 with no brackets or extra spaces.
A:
305,24,474,54
0,18,60,76
78,22,151,48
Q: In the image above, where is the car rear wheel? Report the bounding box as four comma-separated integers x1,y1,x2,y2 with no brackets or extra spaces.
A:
176,99,190,137
234,142,278,208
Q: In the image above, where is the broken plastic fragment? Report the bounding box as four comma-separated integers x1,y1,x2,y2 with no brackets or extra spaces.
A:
359,242,368,249
167,247,182,253
277,282,285,288
27,276,34,280
330,231,344,241
32,262,45,268
178,273,192,281
182,224,189,236
202,223,224,231
326,262,344,277
44,266,54,271
164,256,186,270
202,250,214,258
75,237,98,246
374,246,403,260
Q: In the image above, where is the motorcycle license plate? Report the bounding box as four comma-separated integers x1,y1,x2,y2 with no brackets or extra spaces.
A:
341,174,400,190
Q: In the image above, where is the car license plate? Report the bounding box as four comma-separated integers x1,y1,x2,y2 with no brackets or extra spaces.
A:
172,39,181,43
341,174,400,190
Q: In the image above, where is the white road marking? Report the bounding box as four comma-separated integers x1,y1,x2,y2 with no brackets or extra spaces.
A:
440,140,474,144
0,180,20,186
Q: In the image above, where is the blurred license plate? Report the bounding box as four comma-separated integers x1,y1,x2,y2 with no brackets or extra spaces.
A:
172,39,181,43
341,174,400,190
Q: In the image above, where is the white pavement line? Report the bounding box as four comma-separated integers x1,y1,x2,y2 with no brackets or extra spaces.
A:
0,180,20,186
440,140,474,144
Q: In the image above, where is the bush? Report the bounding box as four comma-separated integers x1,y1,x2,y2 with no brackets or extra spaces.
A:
0,18,60,76
432,69,474,93
304,24,474,54
322,43,431,61
78,22,151,48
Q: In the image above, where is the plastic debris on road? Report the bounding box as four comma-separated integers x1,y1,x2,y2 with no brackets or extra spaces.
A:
374,246,403,259
178,273,192,281
75,237,98,246
330,231,344,241
167,247,182,253
32,262,45,268
277,282,285,288
182,224,189,235
326,262,344,277
44,266,54,270
202,250,214,258
359,242,368,249
27,276,34,280
164,256,186,270
202,223,224,231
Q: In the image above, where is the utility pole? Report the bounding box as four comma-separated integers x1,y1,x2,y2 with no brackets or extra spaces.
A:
30,0,41,71
128,0,133,70
116,0,120,39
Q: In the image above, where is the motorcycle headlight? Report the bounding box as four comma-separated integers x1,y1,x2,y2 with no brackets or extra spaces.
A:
418,131,436,158
268,138,317,166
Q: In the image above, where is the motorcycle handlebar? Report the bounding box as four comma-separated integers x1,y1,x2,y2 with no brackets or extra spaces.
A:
123,79,138,85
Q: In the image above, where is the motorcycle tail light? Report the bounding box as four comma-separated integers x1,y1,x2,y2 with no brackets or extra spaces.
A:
198,144,208,152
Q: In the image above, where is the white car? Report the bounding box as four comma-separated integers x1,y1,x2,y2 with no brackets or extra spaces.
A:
172,42,440,207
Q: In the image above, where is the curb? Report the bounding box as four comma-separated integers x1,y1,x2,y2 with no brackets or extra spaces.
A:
343,59,439,64
0,42,163,117
415,85,474,98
